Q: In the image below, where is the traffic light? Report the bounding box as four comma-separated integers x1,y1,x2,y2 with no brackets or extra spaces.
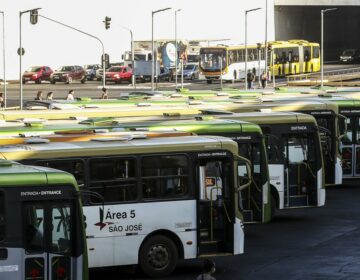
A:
30,9,39,25
101,53,110,69
104,16,111,30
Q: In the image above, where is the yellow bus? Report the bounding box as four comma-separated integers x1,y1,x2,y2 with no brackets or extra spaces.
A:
269,40,320,76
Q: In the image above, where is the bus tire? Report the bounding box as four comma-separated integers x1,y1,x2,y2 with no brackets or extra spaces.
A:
206,80,212,84
139,235,178,277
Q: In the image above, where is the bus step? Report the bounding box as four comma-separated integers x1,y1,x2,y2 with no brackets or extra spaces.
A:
288,195,309,207
242,209,253,222
200,229,209,239
199,240,223,254
288,185,300,196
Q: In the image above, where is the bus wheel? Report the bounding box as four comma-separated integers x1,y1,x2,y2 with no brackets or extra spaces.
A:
139,235,178,277
206,80,212,84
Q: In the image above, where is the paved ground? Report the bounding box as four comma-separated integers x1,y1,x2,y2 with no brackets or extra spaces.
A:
90,184,360,280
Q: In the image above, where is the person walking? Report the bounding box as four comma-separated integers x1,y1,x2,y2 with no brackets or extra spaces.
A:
0,92,4,108
34,90,43,101
247,70,255,90
100,87,108,99
260,71,267,89
196,259,216,280
46,92,54,100
66,89,74,101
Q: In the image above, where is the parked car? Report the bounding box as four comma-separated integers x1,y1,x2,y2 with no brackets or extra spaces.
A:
84,64,101,80
96,62,124,81
22,66,53,84
177,63,199,80
105,66,132,84
50,65,86,84
340,49,360,63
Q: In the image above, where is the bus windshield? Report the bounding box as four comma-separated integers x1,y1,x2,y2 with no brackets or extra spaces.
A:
200,48,227,72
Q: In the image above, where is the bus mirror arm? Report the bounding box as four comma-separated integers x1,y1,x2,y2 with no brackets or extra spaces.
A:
76,190,105,211
235,155,252,192
318,126,331,136
336,114,347,138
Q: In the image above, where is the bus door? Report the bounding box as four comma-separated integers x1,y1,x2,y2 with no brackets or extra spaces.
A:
283,133,318,208
23,201,77,280
197,154,235,256
341,115,360,179
298,45,304,73
341,116,354,178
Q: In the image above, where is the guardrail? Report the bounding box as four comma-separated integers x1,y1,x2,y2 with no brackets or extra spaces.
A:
287,67,360,85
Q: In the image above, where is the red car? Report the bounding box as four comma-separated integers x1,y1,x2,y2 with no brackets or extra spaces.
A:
105,66,132,84
22,66,53,84
50,65,86,84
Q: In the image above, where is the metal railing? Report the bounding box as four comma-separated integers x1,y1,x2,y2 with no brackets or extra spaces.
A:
287,66,360,85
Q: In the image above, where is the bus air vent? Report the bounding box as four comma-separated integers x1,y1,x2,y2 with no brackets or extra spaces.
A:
24,138,50,144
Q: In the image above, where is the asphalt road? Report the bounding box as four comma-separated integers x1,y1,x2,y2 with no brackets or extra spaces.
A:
2,64,359,107
90,184,360,280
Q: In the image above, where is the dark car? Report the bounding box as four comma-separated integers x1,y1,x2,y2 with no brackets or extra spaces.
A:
158,67,173,82
340,49,360,63
22,66,53,84
50,65,86,84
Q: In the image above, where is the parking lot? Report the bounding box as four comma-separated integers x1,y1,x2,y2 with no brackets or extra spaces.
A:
89,184,360,280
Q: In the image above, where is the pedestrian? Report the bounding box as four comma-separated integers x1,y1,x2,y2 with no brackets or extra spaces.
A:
34,90,43,101
66,89,74,101
196,259,216,280
247,70,255,89
0,92,4,108
46,91,54,100
100,87,108,99
261,71,267,89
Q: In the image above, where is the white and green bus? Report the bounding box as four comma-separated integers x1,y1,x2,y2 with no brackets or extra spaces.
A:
0,135,250,277
0,160,88,280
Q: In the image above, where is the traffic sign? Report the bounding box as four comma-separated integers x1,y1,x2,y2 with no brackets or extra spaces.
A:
17,48,25,56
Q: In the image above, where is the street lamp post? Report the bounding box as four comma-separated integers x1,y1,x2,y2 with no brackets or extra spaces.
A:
264,0,268,88
151,7,171,91
175,9,181,90
245,7,261,90
19,8,41,110
321,8,337,88
118,25,135,88
0,11,6,108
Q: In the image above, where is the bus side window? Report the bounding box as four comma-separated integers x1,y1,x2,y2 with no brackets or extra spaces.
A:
89,158,137,203
141,155,188,199
36,160,85,186
0,191,4,242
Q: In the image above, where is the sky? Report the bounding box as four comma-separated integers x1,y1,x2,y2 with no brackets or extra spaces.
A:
0,0,275,79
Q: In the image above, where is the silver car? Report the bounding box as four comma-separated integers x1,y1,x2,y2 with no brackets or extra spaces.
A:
177,63,199,80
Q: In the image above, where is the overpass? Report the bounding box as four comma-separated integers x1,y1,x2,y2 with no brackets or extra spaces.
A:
274,0,360,61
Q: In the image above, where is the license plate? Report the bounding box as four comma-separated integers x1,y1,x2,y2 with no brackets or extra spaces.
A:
24,77,30,81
